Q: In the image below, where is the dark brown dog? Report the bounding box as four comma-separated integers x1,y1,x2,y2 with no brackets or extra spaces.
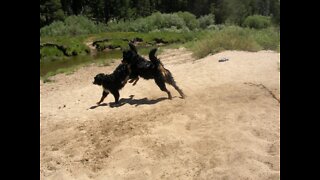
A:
122,43,185,99
93,63,131,104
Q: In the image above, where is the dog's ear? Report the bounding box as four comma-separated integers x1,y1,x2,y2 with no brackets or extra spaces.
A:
96,73,105,78
128,43,138,53
149,48,158,62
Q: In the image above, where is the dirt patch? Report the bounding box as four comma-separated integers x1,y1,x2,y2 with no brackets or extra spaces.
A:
40,49,280,180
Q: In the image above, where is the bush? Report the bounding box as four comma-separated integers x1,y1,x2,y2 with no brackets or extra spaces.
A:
176,11,199,30
107,12,198,32
198,14,215,29
40,46,64,60
151,12,186,30
40,21,67,36
242,15,271,29
40,35,90,60
40,15,107,36
190,26,279,58
251,27,280,50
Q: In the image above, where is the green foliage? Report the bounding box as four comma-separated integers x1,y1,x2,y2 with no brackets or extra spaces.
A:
40,0,65,28
40,31,199,60
270,0,280,25
40,35,90,60
41,0,280,28
190,26,279,58
154,12,186,30
92,31,198,50
40,15,107,36
107,12,214,32
251,27,280,50
242,15,271,29
40,21,66,36
40,46,65,60
198,14,215,29
176,11,199,30
107,12,190,32
225,0,252,25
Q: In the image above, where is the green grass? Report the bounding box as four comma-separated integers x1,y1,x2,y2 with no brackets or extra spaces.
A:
40,26,279,80
40,15,107,37
40,46,65,59
40,45,160,80
92,31,199,50
251,27,280,50
40,31,201,60
188,26,280,58
40,35,90,59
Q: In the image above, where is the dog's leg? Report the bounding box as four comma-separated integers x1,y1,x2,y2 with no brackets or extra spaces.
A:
164,72,186,99
122,76,130,86
110,90,120,104
132,77,139,86
169,82,185,99
154,77,172,100
129,77,137,83
129,77,139,86
97,91,109,104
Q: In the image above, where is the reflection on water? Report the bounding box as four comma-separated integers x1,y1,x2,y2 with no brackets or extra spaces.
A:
40,50,121,77
40,46,157,77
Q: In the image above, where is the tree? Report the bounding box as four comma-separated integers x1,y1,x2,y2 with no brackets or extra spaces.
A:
213,0,229,24
40,0,65,28
40,0,280,28
270,0,280,25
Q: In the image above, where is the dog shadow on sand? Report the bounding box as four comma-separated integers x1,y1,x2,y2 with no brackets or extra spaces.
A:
89,95,168,109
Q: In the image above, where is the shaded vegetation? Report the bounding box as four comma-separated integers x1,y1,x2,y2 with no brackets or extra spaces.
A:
189,26,279,58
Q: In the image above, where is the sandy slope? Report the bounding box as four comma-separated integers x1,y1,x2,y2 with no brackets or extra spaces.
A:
40,48,280,180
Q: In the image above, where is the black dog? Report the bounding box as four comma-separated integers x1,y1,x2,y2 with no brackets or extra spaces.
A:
122,43,185,99
93,63,131,104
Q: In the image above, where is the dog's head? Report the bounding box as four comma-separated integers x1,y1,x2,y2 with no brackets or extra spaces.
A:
93,73,105,85
122,43,138,64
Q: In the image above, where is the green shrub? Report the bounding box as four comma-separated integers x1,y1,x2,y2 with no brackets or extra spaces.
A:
107,12,195,32
40,46,65,60
40,35,90,60
251,27,280,50
176,11,199,30
198,14,215,29
40,21,67,36
242,15,271,29
190,26,279,58
152,12,186,30
40,15,107,36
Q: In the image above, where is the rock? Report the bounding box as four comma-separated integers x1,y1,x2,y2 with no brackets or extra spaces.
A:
218,57,229,62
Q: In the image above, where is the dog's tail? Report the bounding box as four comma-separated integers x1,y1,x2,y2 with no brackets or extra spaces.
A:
149,48,168,78
149,48,161,65
149,48,186,98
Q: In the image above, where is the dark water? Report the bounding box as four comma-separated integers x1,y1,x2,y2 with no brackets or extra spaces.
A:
40,46,159,78
40,50,122,77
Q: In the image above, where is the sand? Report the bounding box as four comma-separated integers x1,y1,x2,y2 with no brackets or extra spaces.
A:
40,48,280,180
